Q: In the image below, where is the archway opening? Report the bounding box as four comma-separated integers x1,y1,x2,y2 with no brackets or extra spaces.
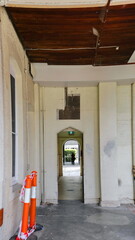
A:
63,140,80,177
57,128,84,202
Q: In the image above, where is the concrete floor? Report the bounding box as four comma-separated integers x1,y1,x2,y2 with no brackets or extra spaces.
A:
32,165,135,240
33,165,135,240
58,176,83,200
58,164,83,201
63,163,80,176
35,201,135,240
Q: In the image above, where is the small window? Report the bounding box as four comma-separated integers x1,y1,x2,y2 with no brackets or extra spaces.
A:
10,75,16,178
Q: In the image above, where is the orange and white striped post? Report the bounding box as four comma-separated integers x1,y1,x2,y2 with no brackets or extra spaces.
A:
16,175,32,240
15,171,42,240
21,175,32,235
30,171,37,229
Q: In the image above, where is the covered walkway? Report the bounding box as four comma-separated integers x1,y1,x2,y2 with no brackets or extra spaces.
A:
35,201,135,240
1,3,135,239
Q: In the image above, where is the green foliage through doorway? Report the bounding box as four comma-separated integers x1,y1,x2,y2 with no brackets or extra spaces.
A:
64,149,76,162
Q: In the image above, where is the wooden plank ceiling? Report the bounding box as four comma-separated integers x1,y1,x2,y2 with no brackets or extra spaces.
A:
6,3,135,65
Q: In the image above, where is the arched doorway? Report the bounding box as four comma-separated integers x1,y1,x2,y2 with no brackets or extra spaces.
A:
63,140,80,176
57,128,83,201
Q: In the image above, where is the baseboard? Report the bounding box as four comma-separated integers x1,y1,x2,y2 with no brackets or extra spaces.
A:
100,200,120,207
119,198,134,205
45,199,58,204
84,198,99,204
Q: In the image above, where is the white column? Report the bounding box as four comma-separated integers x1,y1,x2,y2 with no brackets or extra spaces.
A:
0,12,4,224
132,84,135,201
34,84,41,205
99,82,119,207
39,87,45,203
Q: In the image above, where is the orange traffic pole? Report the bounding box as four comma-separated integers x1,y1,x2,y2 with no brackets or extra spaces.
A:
30,171,37,229
20,175,32,238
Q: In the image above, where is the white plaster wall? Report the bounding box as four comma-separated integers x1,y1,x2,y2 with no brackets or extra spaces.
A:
0,8,36,240
27,83,42,206
43,87,100,204
33,84,42,205
99,82,119,207
117,85,134,203
39,87,45,203
42,84,134,206
132,84,135,169
0,8,4,236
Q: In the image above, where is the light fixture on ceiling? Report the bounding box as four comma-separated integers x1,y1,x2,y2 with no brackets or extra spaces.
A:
92,27,99,37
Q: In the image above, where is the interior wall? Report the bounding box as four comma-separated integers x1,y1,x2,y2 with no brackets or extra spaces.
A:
42,84,134,205
43,87,100,204
132,83,135,199
0,8,38,240
0,8,4,232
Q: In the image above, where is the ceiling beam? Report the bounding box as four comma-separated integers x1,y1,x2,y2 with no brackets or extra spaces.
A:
93,0,112,65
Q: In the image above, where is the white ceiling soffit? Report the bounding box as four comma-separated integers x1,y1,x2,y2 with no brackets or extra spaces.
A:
32,63,135,87
2,0,135,7
128,51,135,63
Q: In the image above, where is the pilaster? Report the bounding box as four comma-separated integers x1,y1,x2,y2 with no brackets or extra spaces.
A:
99,82,119,207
